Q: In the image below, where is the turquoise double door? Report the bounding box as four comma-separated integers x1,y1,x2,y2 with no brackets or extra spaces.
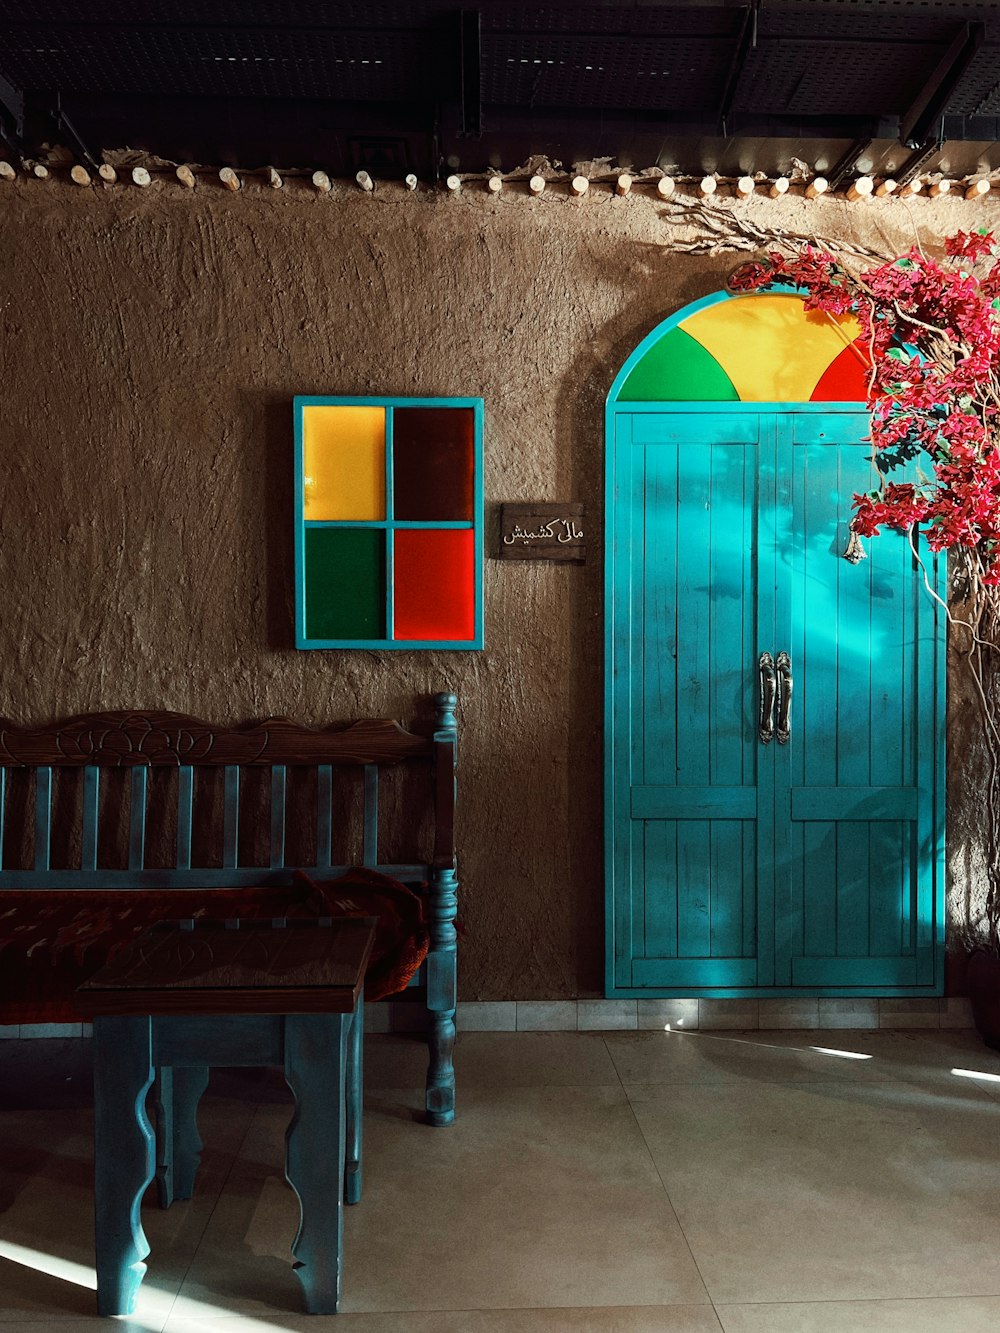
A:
606,407,946,997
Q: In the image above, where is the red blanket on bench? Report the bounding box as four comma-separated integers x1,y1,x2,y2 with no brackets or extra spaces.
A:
0,868,429,1024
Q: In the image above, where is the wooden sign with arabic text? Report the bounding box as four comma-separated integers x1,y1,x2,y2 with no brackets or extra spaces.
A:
498,503,586,563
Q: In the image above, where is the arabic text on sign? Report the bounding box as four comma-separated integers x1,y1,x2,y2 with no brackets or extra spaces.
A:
502,519,585,546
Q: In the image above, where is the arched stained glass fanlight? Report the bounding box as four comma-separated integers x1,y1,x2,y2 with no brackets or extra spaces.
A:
612,291,869,404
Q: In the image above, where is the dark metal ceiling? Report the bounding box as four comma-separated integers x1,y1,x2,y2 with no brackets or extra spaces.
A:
2,1,1000,181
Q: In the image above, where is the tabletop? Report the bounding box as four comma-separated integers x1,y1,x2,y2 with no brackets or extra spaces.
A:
76,918,377,1018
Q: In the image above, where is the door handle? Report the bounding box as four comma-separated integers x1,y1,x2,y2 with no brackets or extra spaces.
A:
776,651,792,745
758,652,776,744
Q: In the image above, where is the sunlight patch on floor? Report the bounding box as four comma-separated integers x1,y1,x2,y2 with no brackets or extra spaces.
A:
809,1046,873,1060
662,1024,873,1061
952,1066,1000,1083
0,1240,299,1332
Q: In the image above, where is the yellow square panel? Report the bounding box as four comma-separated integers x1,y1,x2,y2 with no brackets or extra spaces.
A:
303,405,386,520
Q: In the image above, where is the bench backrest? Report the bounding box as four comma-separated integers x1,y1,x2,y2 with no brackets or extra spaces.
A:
0,693,457,891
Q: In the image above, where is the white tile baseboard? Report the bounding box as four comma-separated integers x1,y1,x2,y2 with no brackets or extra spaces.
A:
444,998,975,1033
4,998,977,1039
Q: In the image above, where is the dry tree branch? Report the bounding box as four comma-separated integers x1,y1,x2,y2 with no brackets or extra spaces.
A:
658,199,892,264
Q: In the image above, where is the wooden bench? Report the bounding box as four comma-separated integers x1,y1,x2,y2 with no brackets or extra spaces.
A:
0,691,459,1128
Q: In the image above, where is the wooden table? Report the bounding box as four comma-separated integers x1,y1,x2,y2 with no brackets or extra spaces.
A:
77,918,375,1317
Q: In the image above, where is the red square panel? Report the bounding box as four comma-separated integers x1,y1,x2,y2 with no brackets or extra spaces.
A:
393,530,475,642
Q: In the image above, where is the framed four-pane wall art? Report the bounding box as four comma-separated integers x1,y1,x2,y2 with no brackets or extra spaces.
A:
294,395,484,649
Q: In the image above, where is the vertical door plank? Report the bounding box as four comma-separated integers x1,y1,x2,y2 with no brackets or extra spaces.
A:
795,436,838,963
643,821,677,960
753,415,778,987
641,443,678,787
611,417,638,988
675,443,712,788
833,442,875,961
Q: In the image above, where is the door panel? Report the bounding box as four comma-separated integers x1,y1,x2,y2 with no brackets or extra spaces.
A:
779,417,937,989
621,412,767,990
608,406,944,997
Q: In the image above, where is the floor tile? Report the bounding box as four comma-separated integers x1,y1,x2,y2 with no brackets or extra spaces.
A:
603,1028,889,1087
173,1086,710,1316
717,1295,1000,1332
0,1066,258,1326
163,1305,725,1332
364,1032,622,1091
452,1032,622,1087
8,1030,1000,1328
629,1075,1000,1304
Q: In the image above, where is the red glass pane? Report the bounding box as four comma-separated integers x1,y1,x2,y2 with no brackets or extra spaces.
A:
393,530,475,642
393,408,475,521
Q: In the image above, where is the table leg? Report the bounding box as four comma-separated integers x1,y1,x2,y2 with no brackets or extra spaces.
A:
93,1015,156,1317
345,996,364,1205
284,1012,349,1315
172,1065,210,1199
153,1067,174,1208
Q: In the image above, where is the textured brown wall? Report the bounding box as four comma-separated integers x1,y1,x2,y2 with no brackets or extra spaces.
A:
0,179,992,997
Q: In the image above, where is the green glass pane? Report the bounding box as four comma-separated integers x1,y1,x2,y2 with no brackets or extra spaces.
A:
304,528,385,640
618,327,739,402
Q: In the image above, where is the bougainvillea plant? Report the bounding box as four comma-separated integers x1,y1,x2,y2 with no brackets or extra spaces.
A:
732,228,1000,949
731,228,1000,582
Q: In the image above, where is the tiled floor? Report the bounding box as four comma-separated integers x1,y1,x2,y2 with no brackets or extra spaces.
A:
2,1028,1000,1331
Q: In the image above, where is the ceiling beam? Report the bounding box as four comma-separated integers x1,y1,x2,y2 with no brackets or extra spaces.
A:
0,66,24,146
900,20,985,148
717,1,759,137
459,8,482,138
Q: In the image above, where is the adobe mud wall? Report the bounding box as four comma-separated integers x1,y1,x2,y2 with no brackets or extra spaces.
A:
0,176,990,997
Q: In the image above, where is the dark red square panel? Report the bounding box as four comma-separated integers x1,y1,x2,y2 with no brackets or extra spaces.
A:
393,530,475,642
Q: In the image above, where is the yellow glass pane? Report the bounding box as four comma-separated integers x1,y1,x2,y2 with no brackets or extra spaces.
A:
303,405,385,520
680,294,861,402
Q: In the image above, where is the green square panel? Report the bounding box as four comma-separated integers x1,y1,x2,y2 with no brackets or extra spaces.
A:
304,528,385,640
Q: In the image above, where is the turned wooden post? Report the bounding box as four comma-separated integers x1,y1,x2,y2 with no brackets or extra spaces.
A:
426,690,459,1126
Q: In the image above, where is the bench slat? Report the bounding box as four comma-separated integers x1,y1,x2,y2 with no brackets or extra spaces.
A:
82,766,100,871
223,766,239,870
270,766,286,870
34,767,52,872
177,767,193,871
363,765,378,867
317,765,332,868
129,768,147,870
